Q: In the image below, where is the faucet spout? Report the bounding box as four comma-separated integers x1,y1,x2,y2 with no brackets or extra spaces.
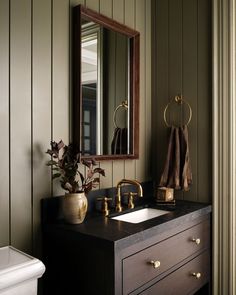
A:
115,179,143,212
117,179,143,197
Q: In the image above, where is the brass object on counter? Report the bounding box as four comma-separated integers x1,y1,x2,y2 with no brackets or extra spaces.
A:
115,179,143,212
156,187,174,202
97,197,112,216
115,195,123,212
124,192,138,209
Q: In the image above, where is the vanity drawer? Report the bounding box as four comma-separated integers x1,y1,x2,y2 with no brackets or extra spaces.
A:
139,250,210,295
123,219,210,294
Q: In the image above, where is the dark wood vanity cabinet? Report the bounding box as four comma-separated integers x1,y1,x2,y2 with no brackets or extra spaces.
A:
42,200,211,295
123,218,210,294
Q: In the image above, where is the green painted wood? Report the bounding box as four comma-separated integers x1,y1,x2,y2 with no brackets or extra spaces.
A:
197,0,212,203
152,0,169,188
124,0,135,29
86,0,99,11
32,0,52,256
10,0,32,252
0,0,10,247
124,0,136,179
135,0,146,182
153,0,211,203
145,0,152,180
52,0,70,195
0,0,153,254
182,0,198,201
113,0,124,23
99,0,112,16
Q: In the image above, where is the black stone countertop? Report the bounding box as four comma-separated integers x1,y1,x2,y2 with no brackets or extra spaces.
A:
42,199,212,250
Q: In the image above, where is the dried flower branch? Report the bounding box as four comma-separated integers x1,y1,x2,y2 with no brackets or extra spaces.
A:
46,140,105,194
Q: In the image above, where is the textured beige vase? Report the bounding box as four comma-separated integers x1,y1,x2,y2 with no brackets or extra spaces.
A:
62,192,88,224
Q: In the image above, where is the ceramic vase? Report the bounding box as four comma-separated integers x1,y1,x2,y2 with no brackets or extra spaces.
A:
62,192,88,224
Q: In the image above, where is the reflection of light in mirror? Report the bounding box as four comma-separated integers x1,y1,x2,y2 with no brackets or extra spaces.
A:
82,37,98,83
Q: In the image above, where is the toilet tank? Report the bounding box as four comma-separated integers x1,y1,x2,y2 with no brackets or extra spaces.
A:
0,246,45,295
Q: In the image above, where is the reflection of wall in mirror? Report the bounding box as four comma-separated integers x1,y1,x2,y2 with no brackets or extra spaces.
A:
82,85,97,155
102,29,129,154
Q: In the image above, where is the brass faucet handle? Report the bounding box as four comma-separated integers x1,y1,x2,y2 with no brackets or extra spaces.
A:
123,192,138,209
97,197,112,216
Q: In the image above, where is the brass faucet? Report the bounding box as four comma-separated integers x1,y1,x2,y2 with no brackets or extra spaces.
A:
115,179,143,212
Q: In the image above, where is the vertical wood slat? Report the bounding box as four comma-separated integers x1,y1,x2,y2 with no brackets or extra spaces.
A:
124,0,136,180
112,0,125,186
86,0,99,11
169,0,183,96
153,0,169,185
99,0,112,15
182,0,198,201
52,0,70,196
0,0,10,247
10,0,32,252
168,0,183,149
113,0,124,23
135,0,146,182
168,0,183,200
99,0,113,189
197,0,212,203
32,0,52,255
145,0,152,180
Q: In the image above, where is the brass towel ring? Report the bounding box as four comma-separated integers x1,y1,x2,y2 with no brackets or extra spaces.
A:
163,95,192,127
113,100,128,128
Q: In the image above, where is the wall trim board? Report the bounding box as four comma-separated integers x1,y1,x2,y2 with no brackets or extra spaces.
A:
213,0,236,293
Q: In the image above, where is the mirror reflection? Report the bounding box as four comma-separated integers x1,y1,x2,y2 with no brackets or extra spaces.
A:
73,5,140,160
81,19,130,156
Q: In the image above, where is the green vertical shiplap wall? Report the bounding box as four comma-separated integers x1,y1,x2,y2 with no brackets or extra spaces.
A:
152,0,212,203
0,0,152,254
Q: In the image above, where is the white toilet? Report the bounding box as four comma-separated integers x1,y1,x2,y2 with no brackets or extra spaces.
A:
0,246,45,295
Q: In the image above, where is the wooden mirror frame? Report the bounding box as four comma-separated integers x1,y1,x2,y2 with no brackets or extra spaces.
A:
72,5,140,160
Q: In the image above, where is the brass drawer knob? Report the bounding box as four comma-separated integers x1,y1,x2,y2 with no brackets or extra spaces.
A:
191,238,201,245
150,260,161,269
192,272,201,279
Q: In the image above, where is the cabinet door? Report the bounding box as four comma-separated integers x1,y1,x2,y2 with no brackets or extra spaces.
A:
139,250,210,295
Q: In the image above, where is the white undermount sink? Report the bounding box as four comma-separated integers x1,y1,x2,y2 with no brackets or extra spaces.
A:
111,208,169,224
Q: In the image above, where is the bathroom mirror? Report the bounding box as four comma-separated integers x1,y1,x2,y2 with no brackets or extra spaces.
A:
72,5,140,160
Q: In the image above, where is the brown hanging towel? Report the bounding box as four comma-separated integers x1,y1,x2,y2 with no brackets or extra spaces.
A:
159,126,181,189
111,127,128,154
179,125,192,191
159,125,192,191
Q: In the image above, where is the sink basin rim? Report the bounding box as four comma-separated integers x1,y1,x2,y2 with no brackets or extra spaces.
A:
110,207,170,224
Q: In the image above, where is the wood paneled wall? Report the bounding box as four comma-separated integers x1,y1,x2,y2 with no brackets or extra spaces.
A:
0,0,151,254
152,0,212,203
